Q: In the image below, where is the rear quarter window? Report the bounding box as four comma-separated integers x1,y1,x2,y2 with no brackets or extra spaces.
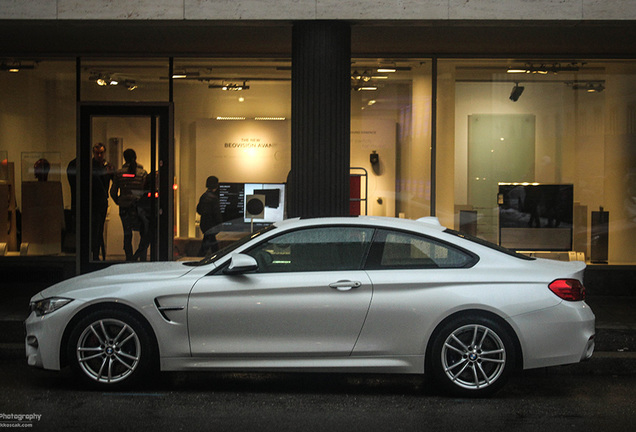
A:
365,229,478,270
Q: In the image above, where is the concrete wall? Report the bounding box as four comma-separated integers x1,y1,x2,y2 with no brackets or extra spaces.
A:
2,0,636,21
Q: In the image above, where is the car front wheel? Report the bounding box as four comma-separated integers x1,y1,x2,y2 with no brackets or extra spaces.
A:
67,308,155,388
429,314,516,397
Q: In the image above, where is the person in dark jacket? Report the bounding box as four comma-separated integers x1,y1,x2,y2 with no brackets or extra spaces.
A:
91,143,113,260
197,176,222,256
110,149,147,261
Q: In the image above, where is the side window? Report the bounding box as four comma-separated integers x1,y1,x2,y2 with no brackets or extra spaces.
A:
365,229,475,270
247,226,374,273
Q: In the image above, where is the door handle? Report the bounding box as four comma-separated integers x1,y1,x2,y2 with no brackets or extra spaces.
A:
329,280,362,291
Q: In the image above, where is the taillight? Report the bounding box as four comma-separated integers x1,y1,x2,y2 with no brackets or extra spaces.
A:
549,279,586,301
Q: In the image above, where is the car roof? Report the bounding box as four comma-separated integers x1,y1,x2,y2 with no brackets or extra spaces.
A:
273,216,447,233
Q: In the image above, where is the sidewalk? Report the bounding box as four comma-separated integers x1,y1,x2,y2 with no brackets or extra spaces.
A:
1,283,635,375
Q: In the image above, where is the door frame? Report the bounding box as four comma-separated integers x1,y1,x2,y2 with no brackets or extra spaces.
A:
77,102,174,274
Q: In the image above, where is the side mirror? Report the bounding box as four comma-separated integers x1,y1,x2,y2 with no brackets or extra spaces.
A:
223,253,258,275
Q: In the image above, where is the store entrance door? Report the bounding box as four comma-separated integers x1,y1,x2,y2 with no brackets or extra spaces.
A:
78,103,173,273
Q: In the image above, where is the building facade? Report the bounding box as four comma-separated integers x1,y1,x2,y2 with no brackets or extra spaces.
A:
0,1,635,284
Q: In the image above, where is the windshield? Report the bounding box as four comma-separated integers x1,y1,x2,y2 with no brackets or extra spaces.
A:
183,225,278,267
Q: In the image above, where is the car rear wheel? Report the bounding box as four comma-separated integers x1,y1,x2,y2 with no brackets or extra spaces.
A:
429,314,516,397
67,308,155,388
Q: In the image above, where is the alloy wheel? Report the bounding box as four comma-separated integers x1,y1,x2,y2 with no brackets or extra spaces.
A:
76,318,141,384
440,324,506,390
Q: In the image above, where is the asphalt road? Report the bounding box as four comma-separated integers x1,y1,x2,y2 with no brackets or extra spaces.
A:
2,357,636,432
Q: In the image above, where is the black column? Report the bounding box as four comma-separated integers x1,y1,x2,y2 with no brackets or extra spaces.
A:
289,21,351,218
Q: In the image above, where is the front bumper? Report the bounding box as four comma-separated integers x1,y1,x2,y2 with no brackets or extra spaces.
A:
24,303,79,371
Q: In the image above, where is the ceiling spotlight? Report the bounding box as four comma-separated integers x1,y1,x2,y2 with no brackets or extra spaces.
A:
586,83,605,93
351,70,378,91
569,81,605,93
90,72,137,90
1,60,36,72
91,73,120,86
172,70,200,79
209,81,249,91
509,83,525,102
507,62,582,74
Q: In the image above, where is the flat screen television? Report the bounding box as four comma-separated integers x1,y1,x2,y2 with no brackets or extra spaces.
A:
498,183,573,251
243,183,285,223
217,182,286,226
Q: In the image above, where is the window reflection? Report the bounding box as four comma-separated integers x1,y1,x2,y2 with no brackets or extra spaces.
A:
247,227,374,272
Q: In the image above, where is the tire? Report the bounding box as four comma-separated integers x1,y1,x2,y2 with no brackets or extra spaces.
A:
428,314,516,397
67,308,156,389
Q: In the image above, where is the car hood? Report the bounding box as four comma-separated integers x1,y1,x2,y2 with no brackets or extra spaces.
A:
35,262,196,299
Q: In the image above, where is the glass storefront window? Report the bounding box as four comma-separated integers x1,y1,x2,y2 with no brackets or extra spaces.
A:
80,58,169,102
351,59,433,219
437,59,636,264
172,58,292,258
4,55,633,268
0,59,76,256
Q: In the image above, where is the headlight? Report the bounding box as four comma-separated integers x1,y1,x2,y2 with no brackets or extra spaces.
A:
29,297,73,317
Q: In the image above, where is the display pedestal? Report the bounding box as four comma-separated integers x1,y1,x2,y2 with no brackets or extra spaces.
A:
21,181,64,255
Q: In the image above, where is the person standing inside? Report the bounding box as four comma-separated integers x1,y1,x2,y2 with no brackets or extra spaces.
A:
110,149,147,261
91,143,113,260
197,176,223,256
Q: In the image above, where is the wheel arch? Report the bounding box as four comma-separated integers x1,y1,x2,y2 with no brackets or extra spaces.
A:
59,301,160,369
425,309,524,373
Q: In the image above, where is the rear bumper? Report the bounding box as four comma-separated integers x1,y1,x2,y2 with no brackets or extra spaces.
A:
513,300,595,370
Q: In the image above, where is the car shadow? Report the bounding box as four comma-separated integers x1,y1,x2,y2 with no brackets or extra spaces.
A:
24,363,575,400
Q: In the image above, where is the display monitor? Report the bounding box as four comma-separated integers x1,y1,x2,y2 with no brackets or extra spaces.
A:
243,183,285,223
498,183,573,251
217,183,245,222
217,182,286,226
